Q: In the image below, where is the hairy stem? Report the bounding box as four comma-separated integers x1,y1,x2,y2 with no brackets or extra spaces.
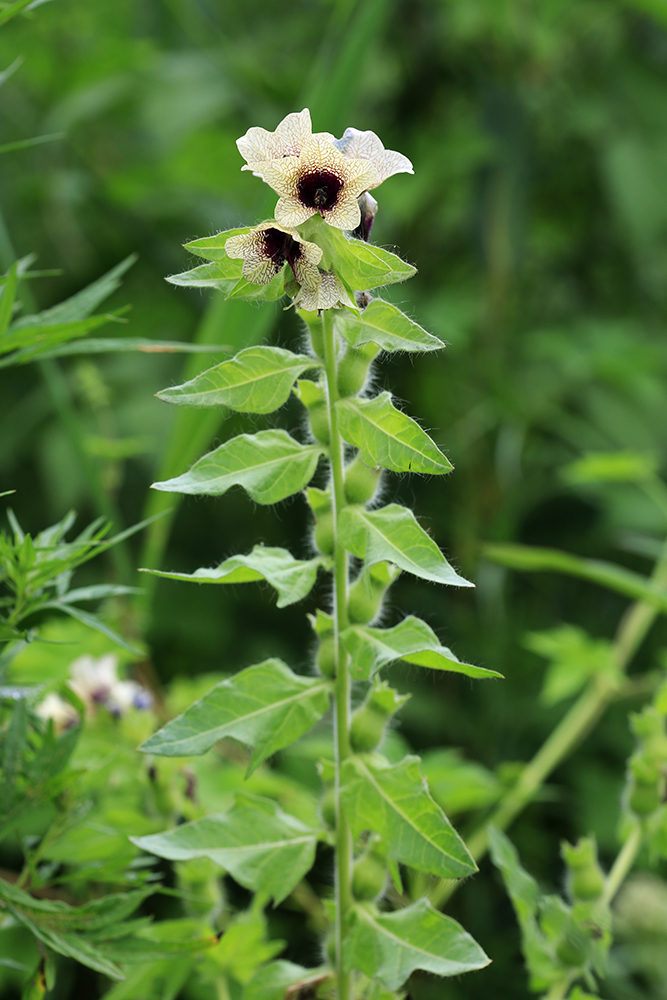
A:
431,540,667,910
323,308,353,1000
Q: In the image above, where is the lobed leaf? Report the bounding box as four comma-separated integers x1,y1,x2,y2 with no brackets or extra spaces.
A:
336,392,452,474
141,545,328,608
166,260,241,294
320,228,415,290
132,793,320,905
342,615,502,681
340,754,477,879
339,504,473,587
139,658,331,773
345,899,490,990
484,542,667,614
157,347,319,413
151,430,323,504
335,299,444,352
183,228,253,263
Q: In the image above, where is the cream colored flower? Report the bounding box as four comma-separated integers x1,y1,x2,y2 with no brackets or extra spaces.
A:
225,221,323,290
333,127,414,186
294,270,356,312
261,138,380,231
36,692,79,731
237,108,335,176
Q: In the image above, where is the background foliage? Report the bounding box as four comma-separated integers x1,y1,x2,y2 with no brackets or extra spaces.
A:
2,0,667,997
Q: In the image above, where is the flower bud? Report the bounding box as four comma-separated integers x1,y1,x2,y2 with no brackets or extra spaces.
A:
344,454,381,505
350,680,409,753
347,561,400,625
627,754,665,818
310,608,336,678
294,378,329,445
307,487,335,556
561,838,605,902
352,850,387,901
337,342,379,397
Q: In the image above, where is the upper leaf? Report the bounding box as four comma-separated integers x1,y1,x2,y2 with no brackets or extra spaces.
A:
156,347,319,413
336,392,452,474
338,504,473,586
340,754,477,879
166,260,241,294
345,899,490,990
141,545,328,608
132,793,320,905
139,658,331,773
151,430,324,504
342,615,502,681
336,299,444,352
183,228,254,262
317,227,415,290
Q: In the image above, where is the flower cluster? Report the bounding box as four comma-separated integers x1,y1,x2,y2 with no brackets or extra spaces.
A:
37,653,153,730
229,108,412,308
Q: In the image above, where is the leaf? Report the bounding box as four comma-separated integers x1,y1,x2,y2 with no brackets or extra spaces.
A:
335,299,444,352
226,273,286,301
564,450,658,485
39,601,143,656
166,260,241,294
139,658,331,772
340,754,477,879
342,616,501,681
243,961,318,1000
151,430,323,504
339,504,473,587
0,313,120,359
156,347,319,413
0,261,18,337
0,881,154,981
0,132,63,154
141,545,327,608
487,827,559,991
336,392,452,474
484,543,667,614
345,899,490,990
183,228,253,263
319,227,415,290
132,794,319,905
0,0,40,27
421,749,502,816
9,255,136,329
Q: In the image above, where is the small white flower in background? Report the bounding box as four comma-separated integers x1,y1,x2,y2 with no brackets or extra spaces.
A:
35,692,79,730
37,653,154,720
69,653,119,705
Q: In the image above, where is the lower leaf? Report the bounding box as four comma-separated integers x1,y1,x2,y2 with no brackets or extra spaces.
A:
344,899,490,990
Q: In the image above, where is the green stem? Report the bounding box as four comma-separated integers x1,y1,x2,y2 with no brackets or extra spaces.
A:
603,822,643,907
322,308,353,1000
431,539,667,910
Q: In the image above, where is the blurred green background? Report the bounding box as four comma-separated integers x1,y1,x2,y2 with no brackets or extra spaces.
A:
3,0,667,996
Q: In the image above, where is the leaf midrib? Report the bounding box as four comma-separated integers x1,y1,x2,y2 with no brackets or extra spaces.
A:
165,351,315,402
338,395,448,470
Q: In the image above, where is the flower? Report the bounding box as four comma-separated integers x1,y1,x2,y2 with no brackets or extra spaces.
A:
333,127,414,186
36,692,79,731
294,270,356,312
68,653,152,717
236,108,334,176
225,221,323,290
262,138,380,231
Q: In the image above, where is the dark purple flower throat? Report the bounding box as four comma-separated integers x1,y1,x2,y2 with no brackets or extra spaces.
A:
297,169,343,212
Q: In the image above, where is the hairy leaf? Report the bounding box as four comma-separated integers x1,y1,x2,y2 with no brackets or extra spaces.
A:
157,347,319,413
151,430,323,504
183,228,253,262
320,228,415,289
340,755,476,879
336,299,444,352
342,616,501,680
132,794,320,905
336,392,452,474
141,545,327,608
339,504,473,586
345,899,490,989
166,260,241,293
139,658,331,772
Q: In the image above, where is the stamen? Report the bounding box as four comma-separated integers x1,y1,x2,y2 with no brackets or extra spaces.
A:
297,170,343,212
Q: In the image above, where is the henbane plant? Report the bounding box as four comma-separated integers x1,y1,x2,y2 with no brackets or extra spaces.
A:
132,108,501,1000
